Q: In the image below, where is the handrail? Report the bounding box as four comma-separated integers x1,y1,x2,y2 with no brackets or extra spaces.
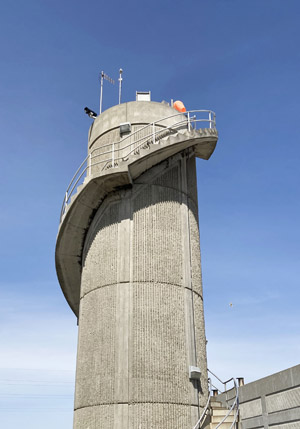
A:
208,369,239,429
89,109,216,156
192,378,212,429
214,380,239,429
59,109,216,220
193,370,239,429
99,119,189,171
208,369,236,389
65,155,89,195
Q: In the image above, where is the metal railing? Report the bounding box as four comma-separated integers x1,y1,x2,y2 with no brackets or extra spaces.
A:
192,377,213,429
193,369,239,429
60,109,216,220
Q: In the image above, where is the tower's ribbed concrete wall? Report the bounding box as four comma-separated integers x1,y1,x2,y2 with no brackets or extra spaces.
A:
73,151,208,428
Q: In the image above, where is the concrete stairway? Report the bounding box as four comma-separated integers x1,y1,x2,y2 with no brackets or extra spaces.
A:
204,398,237,429
105,127,214,170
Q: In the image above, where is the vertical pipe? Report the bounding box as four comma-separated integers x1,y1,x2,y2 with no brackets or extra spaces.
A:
188,112,191,132
209,111,212,129
118,68,123,104
237,377,244,387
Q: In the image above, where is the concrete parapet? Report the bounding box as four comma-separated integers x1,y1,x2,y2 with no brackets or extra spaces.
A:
216,364,300,429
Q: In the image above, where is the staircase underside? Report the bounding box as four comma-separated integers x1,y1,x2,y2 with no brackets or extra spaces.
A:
55,128,218,315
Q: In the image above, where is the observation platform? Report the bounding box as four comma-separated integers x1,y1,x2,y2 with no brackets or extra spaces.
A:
55,101,218,316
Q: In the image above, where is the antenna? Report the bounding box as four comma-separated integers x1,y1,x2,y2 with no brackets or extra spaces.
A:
118,68,123,104
99,71,115,114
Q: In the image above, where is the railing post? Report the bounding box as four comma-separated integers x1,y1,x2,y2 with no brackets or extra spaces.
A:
112,143,115,167
153,123,155,144
88,153,92,176
65,192,68,211
187,112,191,132
209,111,212,129
130,136,132,157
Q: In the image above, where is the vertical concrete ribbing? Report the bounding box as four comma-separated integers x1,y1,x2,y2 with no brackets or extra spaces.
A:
73,152,207,428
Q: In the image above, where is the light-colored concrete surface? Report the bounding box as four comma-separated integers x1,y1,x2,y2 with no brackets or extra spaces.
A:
271,424,300,429
56,103,217,316
266,386,300,413
88,101,186,150
239,398,262,419
56,101,216,428
72,152,208,427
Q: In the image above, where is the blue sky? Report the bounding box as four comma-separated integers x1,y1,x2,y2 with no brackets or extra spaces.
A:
1,1,299,427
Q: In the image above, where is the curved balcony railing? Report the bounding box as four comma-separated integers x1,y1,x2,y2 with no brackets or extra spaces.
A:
193,369,239,429
60,109,216,220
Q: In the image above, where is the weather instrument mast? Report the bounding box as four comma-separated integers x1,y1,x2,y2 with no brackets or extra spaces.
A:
99,71,115,114
118,68,123,104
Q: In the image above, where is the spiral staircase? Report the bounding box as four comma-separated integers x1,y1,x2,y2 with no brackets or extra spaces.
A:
56,110,218,315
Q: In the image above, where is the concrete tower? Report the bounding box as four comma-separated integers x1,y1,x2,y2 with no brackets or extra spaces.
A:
55,98,218,428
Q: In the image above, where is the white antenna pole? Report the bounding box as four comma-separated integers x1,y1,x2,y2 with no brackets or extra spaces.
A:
99,71,104,114
118,68,123,104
